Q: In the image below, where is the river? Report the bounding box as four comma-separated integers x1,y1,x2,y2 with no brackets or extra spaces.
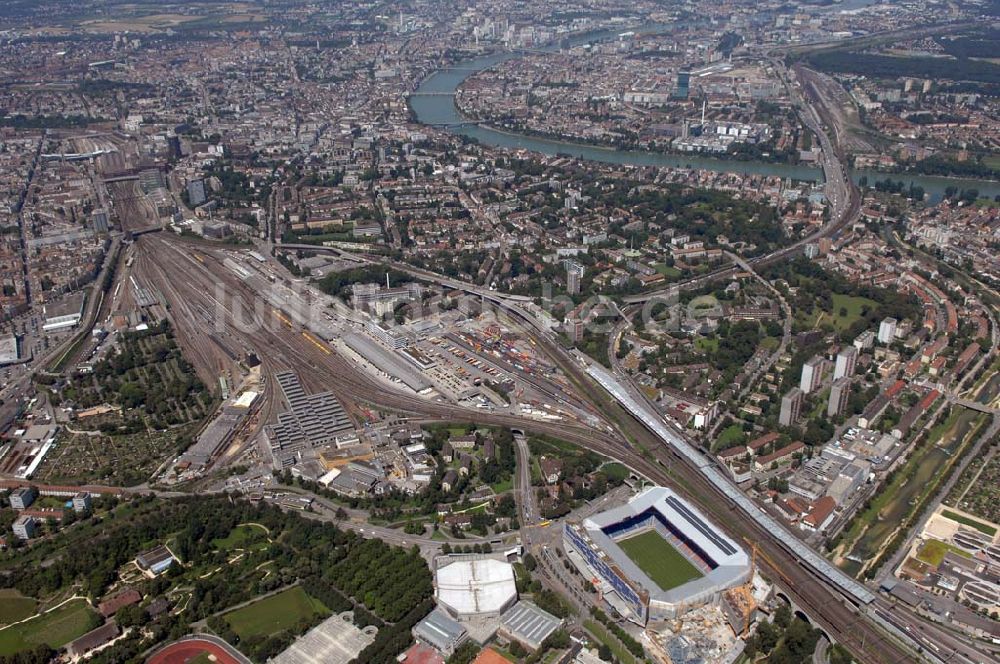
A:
410,36,1000,203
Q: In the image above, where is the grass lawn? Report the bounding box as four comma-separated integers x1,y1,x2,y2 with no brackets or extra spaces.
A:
490,477,513,494
695,337,719,353
224,586,329,639
653,263,681,278
212,523,268,550
530,458,543,485
942,510,997,536
0,590,37,625
0,599,98,655
831,293,875,327
799,293,876,332
616,530,703,591
916,539,972,567
188,653,216,664
714,425,745,452
809,389,831,419
601,463,629,484
760,336,780,351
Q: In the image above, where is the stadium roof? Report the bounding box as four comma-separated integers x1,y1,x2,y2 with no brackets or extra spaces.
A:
582,486,751,606
436,559,517,617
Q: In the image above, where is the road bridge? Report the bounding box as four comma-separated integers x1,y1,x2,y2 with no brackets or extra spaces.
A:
951,398,998,415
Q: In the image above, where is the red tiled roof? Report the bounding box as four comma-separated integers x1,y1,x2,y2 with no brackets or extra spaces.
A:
804,496,837,527
747,432,780,451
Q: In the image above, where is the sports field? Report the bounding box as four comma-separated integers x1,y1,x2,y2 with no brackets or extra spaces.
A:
0,598,98,655
616,530,703,591
0,590,36,625
223,586,328,639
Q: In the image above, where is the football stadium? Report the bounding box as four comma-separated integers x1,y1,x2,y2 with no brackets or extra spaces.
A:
564,486,751,625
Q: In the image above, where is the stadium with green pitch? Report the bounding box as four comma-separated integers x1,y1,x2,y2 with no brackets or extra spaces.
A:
616,530,705,590
564,487,751,625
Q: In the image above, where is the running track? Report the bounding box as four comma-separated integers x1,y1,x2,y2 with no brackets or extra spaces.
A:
146,637,248,664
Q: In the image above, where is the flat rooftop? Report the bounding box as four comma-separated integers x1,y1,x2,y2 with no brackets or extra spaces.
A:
0,335,19,364
43,291,86,321
500,601,561,650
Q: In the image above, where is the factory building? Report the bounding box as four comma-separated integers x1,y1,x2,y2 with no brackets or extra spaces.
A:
0,335,20,366
42,292,86,332
265,372,354,467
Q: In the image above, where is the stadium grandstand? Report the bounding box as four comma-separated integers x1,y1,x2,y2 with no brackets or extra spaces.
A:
564,486,751,625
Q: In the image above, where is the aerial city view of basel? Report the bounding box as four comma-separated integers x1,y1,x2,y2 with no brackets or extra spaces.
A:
0,1,997,663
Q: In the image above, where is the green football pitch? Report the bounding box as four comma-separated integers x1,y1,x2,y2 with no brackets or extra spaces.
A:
616,530,704,591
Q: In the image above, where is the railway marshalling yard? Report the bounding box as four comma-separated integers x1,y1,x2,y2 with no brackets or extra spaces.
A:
123,233,611,477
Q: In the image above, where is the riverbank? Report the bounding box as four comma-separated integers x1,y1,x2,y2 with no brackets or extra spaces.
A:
410,46,1000,202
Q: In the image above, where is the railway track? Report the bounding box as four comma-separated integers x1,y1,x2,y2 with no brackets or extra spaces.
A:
132,234,924,664
491,300,921,664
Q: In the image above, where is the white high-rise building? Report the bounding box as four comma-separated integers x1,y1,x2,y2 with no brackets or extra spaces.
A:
878,318,898,344
565,260,585,295
828,378,851,418
853,330,875,351
834,347,858,380
779,388,803,426
800,356,824,394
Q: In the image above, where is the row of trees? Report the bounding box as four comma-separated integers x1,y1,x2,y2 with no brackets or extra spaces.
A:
327,538,433,622
744,604,823,664
0,495,434,663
